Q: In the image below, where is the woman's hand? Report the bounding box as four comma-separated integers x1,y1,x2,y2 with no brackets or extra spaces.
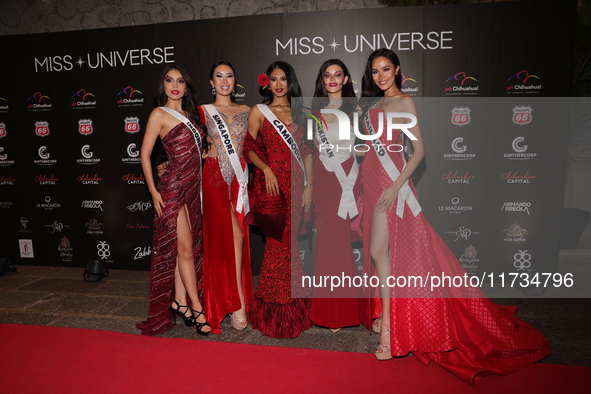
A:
263,167,279,196
376,183,401,213
302,186,312,213
156,161,169,177
151,190,165,217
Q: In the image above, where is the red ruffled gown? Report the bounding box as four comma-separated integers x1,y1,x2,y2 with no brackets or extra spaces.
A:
137,120,204,336
244,116,312,339
200,108,254,334
361,108,550,384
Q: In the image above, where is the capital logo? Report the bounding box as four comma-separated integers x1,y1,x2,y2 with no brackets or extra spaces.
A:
441,170,475,184
513,250,531,271
122,173,145,185
504,137,537,160
501,201,531,215
35,174,59,185
122,143,141,164
77,173,103,185
34,146,57,165
506,70,541,94
444,72,479,95
512,106,532,125
117,86,144,107
35,121,50,137
450,107,471,126
502,223,528,242
71,89,96,109
501,170,536,184
400,73,419,95
0,147,15,166
78,119,94,135
124,116,140,134
0,122,6,138
0,174,17,185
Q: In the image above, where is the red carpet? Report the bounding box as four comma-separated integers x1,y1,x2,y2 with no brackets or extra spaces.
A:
0,324,588,393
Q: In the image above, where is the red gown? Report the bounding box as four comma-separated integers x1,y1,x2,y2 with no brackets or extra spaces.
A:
244,116,312,339
200,109,254,334
361,108,550,384
137,120,204,336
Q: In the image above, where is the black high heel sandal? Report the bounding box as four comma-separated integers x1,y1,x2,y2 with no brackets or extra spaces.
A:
170,300,196,327
191,309,211,336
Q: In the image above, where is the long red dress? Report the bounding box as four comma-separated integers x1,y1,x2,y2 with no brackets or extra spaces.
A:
137,120,204,336
245,116,312,339
361,108,550,384
200,109,254,334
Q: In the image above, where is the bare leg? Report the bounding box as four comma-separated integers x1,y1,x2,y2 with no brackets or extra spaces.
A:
230,204,247,328
176,204,210,333
172,264,191,318
370,208,391,356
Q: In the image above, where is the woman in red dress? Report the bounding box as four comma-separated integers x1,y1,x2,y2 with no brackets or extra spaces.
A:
360,49,550,384
244,61,314,338
309,59,369,332
199,61,254,333
137,64,210,336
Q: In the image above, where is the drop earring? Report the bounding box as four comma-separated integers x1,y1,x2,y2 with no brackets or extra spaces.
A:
232,88,236,96
211,86,216,95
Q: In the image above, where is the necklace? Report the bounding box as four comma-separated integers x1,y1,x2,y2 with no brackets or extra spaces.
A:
325,99,342,109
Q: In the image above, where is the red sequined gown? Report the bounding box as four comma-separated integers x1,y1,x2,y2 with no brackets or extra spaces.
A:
244,115,312,339
200,108,254,334
137,120,204,336
361,108,550,384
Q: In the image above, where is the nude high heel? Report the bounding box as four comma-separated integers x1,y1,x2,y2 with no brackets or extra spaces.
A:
375,329,393,360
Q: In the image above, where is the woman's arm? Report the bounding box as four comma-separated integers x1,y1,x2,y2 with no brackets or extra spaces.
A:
302,152,314,213
246,105,279,196
140,108,166,216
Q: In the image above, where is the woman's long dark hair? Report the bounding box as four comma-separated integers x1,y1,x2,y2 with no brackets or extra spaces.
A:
260,61,305,126
312,58,357,118
360,49,402,111
210,60,238,103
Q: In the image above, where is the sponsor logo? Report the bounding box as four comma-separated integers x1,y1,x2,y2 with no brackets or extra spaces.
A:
85,218,104,235
506,70,541,95
34,146,57,165
400,73,419,96
0,174,17,185
122,143,141,164
0,97,8,113
445,226,480,241
504,136,537,160
71,89,96,109
96,241,111,259
45,220,69,233
34,47,175,73
459,244,479,274
77,145,101,165
0,201,13,208
35,174,59,185
234,84,246,102
512,105,532,126
77,173,103,185
35,121,50,137
127,201,152,212
78,119,94,135
441,170,476,184
450,107,471,126
513,249,531,271
81,200,103,211
134,246,151,260
275,31,453,56
444,72,479,95
58,236,73,262
122,173,145,185
501,170,536,184
127,223,151,229
501,201,531,215
0,147,15,166
19,239,34,258
502,223,528,243
0,122,6,138
36,195,61,210
19,217,32,233
124,116,140,134
438,197,472,214
117,86,145,107
444,137,476,160
27,92,52,111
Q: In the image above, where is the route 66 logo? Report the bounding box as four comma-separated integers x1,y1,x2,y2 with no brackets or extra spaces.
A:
512,105,532,126
35,121,50,137
0,122,6,138
451,107,471,127
513,249,531,270
78,119,93,136
124,116,140,134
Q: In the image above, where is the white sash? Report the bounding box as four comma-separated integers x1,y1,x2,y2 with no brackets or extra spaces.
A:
203,104,250,215
365,110,421,218
257,104,307,185
315,123,358,219
159,106,202,148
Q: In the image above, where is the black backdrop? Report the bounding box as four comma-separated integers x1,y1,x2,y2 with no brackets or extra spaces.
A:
0,1,576,274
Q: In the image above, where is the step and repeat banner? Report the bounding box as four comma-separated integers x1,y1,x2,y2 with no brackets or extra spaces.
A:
0,2,575,274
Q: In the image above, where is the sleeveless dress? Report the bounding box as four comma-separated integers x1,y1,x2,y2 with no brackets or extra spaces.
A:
361,108,550,384
200,108,254,334
244,115,312,339
137,120,204,336
310,122,367,329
